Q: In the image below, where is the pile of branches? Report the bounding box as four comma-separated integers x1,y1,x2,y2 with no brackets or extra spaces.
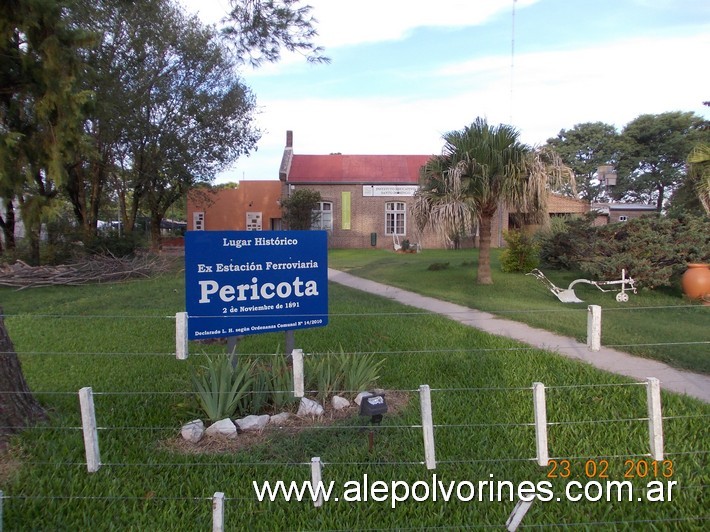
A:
0,254,172,289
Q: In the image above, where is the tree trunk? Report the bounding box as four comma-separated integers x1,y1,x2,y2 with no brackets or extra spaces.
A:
1,199,16,251
0,309,47,446
656,184,665,212
477,213,493,284
150,211,162,251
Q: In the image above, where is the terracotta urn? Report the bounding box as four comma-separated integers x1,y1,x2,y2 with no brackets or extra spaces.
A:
680,263,710,300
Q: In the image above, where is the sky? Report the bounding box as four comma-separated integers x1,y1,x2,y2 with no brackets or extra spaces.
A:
180,0,710,184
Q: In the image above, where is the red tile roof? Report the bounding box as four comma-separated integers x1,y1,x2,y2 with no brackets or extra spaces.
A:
288,154,432,184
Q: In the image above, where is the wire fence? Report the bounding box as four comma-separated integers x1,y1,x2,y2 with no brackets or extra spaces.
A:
1,305,707,530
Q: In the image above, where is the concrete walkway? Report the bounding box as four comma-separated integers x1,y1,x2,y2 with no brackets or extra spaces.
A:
328,268,710,404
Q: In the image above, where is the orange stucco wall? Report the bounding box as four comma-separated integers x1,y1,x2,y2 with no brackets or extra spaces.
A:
187,181,282,231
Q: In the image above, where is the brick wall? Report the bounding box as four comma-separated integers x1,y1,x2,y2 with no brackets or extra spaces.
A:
288,183,469,250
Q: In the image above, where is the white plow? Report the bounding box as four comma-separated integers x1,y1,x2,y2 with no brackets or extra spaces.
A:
527,269,637,303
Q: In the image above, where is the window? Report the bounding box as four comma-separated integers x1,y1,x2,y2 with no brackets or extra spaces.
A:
193,212,204,230
385,202,406,235
312,202,333,230
246,212,262,231
618,215,628,222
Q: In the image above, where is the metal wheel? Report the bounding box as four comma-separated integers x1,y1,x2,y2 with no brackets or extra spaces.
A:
616,292,629,303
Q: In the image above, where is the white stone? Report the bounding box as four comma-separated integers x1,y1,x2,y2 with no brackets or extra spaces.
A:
236,414,270,432
297,397,324,417
354,391,373,406
269,412,290,425
331,395,350,411
205,418,237,438
180,419,204,443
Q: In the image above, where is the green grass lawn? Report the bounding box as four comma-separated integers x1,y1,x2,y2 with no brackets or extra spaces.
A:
0,266,708,530
328,248,710,375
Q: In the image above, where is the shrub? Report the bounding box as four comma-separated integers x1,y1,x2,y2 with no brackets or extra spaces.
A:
538,214,710,288
190,355,254,422
305,347,385,401
84,230,145,257
427,262,450,271
337,349,385,395
499,230,540,273
191,351,300,421
538,214,597,270
281,189,322,230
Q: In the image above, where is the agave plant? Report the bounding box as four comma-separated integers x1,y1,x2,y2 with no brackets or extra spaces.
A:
191,355,254,422
269,351,297,411
337,348,386,396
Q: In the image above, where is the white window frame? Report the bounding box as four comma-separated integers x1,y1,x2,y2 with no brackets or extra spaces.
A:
246,212,262,231
312,201,333,231
385,202,406,235
618,215,628,222
193,212,205,231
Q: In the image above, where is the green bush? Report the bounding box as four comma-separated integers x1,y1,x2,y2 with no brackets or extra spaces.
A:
538,214,597,270
337,349,386,395
427,262,450,271
190,355,254,422
191,351,300,421
84,230,145,257
538,214,710,288
499,229,540,272
305,347,385,401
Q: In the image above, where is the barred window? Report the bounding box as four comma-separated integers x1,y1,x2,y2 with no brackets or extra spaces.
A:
312,202,333,230
385,202,406,235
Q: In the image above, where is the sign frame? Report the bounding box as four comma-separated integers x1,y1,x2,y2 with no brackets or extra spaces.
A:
184,230,328,340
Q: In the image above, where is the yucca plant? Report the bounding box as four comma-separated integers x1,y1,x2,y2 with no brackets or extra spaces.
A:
191,355,254,422
249,362,273,414
304,347,386,401
337,348,386,396
305,353,344,402
270,352,297,411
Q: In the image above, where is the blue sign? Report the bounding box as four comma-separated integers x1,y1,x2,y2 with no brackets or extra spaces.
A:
185,230,328,340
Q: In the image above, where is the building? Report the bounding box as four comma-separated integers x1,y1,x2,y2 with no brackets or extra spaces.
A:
187,181,282,232
185,131,591,249
279,131,441,249
279,131,589,249
592,203,657,225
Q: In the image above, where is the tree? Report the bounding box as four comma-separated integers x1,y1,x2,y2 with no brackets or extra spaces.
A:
0,309,47,444
686,143,710,215
413,118,573,284
66,0,260,250
412,155,475,249
281,189,322,229
223,0,329,67
615,111,708,212
546,122,621,202
0,0,91,263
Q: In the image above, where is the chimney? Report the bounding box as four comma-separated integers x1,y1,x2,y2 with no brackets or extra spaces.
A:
286,130,293,148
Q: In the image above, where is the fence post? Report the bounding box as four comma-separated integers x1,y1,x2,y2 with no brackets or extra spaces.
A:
292,349,304,398
0,489,3,532
532,382,549,467
212,491,225,532
646,377,664,460
419,384,436,470
311,457,324,508
587,305,601,352
79,387,101,473
175,312,188,360
505,499,533,531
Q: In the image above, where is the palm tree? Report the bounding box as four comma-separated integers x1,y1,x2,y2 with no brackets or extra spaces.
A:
687,143,710,215
413,118,573,284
